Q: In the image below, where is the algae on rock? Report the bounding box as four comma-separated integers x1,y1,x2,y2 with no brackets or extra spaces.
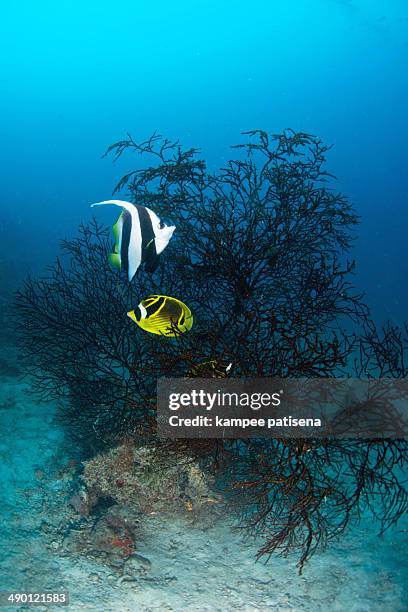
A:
82,442,216,514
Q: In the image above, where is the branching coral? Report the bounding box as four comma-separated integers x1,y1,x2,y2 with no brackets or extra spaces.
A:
14,129,408,571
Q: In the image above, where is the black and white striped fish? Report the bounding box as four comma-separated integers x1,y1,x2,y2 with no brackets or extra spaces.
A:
90,200,175,281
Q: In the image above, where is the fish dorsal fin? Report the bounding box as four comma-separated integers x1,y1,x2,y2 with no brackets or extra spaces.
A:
91,199,136,213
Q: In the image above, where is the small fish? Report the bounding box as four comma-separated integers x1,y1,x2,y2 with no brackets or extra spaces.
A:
127,295,193,336
188,360,231,378
91,199,175,281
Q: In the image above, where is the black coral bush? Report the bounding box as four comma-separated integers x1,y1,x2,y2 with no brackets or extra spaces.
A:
15,129,408,570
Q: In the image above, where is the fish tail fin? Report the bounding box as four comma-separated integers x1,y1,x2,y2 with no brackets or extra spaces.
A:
112,213,123,244
108,252,121,270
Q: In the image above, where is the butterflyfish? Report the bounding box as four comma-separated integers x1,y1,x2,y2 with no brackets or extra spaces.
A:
188,360,231,378
91,199,175,281
127,295,193,336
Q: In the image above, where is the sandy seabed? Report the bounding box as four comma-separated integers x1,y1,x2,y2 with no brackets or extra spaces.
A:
0,342,406,612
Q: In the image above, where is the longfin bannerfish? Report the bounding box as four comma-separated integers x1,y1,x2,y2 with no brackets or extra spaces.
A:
90,200,175,281
127,295,193,337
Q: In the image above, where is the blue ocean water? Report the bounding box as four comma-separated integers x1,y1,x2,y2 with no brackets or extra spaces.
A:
1,0,407,323
0,1,407,610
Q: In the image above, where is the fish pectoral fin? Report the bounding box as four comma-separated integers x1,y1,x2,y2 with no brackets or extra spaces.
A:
143,239,160,273
108,252,121,270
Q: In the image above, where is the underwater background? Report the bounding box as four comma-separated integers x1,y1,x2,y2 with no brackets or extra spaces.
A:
0,1,407,611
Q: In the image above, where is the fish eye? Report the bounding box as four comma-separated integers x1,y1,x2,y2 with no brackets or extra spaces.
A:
159,220,165,229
